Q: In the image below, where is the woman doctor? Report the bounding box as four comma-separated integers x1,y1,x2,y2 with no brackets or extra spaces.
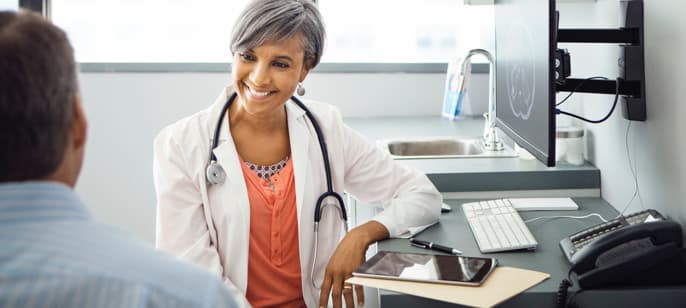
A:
153,0,441,307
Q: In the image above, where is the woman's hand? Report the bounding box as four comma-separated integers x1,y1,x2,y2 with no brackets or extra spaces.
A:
318,221,389,308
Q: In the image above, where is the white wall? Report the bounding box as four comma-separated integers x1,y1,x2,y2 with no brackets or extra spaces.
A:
75,72,489,243
557,0,686,229
637,0,686,226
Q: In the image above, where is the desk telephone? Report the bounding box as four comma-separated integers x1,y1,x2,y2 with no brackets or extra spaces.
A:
559,209,686,289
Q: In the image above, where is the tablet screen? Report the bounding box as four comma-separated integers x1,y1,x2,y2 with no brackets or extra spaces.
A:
353,251,497,286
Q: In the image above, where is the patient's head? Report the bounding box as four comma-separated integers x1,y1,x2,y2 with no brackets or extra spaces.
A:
0,10,86,186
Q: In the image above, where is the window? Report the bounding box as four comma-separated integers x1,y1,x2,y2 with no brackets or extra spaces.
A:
1,0,18,10
51,0,247,63
50,0,493,68
319,0,461,63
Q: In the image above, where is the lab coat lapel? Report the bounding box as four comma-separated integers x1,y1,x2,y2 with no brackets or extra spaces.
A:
209,87,245,192
210,101,249,210
212,138,246,196
208,90,251,276
208,88,248,201
286,101,309,229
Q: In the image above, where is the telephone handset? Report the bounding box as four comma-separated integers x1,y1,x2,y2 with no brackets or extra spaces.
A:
559,209,686,289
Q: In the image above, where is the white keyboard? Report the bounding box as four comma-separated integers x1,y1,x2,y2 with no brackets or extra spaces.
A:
462,199,538,253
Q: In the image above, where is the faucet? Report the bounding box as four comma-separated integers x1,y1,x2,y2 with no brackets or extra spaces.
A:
460,49,504,151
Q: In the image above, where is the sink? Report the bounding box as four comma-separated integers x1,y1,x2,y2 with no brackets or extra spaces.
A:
387,139,483,156
377,137,517,159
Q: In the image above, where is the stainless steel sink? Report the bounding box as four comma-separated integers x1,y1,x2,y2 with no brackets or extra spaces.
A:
377,137,517,159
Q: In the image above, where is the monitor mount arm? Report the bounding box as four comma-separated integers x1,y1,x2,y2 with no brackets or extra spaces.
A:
461,49,504,151
556,0,645,121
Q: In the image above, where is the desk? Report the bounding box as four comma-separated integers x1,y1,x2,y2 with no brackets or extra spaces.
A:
375,197,686,307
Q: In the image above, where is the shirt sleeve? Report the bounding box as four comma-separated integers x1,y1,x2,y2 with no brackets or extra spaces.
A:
208,277,250,308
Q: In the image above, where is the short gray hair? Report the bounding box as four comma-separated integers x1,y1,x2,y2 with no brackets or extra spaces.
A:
230,0,325,69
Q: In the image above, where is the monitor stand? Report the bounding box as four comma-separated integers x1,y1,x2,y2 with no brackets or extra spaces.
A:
556,0,646,121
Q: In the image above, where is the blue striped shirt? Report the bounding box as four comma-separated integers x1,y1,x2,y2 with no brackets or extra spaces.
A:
0,182,238,308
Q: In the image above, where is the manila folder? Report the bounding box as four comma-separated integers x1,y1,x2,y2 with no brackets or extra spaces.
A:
346,266,549,308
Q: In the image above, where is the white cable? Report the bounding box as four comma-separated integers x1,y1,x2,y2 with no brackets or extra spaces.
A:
524,213,608,224
618,121,636,217
633,122,645,210
618,121,644,218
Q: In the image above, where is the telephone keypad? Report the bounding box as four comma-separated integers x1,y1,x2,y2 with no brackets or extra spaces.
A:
560,209,667,261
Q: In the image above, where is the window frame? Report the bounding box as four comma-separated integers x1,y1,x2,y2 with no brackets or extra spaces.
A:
78,62,454,74
18,0,48,15
29,0,490,74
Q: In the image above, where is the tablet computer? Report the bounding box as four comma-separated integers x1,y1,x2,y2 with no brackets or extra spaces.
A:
353,251,498,286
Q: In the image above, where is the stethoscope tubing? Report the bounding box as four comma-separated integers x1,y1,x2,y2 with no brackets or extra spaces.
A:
208,92,237,164
290,97,348,223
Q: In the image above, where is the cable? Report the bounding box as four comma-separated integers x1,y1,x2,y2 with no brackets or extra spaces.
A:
617,121,637,216
631,121,645,210
556,76,609,106
556,278,573,308
556,269,575,308
556,78,622,124
616,121,641,217
524,213,607,224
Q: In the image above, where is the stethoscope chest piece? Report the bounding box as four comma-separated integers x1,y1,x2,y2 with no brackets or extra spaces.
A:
206,161,226,185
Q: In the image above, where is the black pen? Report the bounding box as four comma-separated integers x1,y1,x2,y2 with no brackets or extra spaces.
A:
409,238,463,255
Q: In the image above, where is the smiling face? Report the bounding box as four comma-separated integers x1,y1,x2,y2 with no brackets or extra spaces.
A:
232,35,310,118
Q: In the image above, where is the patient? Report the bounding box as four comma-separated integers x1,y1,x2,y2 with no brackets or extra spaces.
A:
0,10,239,307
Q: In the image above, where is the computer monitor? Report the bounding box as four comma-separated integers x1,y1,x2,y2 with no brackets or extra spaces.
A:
494,0,557,167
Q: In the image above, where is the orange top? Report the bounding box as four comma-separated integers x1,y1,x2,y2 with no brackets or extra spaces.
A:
241,157,306,308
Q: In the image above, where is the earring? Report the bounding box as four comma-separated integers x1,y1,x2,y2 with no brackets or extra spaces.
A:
297,83,306,96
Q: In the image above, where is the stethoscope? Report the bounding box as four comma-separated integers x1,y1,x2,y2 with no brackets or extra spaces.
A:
205,92,348,288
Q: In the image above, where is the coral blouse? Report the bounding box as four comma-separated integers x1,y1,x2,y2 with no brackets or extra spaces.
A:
240,157,306,308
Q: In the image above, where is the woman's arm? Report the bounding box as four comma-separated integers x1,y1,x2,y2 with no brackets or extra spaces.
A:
318,220,388,308
319,109,442,308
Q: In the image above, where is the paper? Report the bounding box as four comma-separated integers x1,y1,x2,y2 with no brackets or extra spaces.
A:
347,266,549,308
397,221,438,238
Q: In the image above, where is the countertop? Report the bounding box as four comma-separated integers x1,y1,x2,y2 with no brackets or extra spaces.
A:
344,116,600,194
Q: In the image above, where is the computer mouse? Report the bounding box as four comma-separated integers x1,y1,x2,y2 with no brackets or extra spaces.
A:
441,203,452,213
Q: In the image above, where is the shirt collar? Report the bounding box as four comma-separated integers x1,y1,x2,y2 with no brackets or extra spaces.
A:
0,181,91,221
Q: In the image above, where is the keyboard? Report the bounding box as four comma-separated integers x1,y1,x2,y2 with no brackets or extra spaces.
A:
462,199,538,253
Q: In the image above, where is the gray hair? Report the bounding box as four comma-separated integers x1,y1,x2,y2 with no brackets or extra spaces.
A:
230,0,325,69
0,10,78,181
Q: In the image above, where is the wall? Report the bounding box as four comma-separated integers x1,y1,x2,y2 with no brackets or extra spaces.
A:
637,0,686,226
76,72,489,243
558,0,686,231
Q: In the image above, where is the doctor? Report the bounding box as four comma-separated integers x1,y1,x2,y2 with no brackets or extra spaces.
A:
153,0,441,307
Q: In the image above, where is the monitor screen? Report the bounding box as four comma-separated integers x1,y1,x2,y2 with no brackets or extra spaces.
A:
494,0,556,166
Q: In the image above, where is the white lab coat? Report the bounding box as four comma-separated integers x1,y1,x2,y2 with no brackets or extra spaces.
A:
153,87,442,307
